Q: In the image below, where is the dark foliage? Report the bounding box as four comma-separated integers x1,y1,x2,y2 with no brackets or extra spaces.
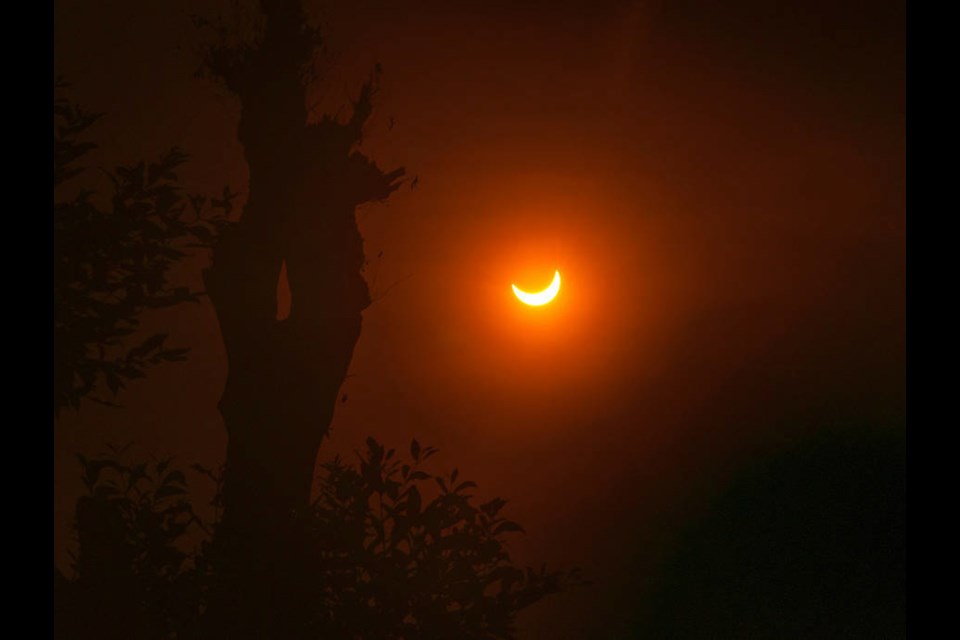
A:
56,438,585,639
305,437,585,638
53,78,235,416
56,445,209,639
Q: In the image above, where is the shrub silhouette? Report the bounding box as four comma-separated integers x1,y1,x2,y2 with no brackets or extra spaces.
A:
53,78,234,416
56,438,585,639
304,437,584,638
56,445,209,639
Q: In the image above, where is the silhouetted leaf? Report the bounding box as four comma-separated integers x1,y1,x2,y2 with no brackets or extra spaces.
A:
104,370,123,395
155,457,173,476
155,485,187,499
189,224,214,244
480,498,507,518
157,348,190,362
406,486,422,516
127,333,167,361
493,521,525,535
161,470,186,487
93,484,120,498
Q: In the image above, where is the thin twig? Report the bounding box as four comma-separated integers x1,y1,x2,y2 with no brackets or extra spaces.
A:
369,273,413,306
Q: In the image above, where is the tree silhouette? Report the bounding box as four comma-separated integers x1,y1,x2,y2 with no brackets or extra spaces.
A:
53,79,233,417
193,1,406,633
55,2,586,635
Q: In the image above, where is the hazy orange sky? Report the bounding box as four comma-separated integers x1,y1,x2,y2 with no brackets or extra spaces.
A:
54,1,904,635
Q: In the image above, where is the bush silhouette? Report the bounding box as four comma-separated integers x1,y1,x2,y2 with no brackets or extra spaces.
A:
56,446,209,639
56,438,585,639
53,79,233,416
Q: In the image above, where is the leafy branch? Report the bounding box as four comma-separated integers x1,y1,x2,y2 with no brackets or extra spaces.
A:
53,79,236,416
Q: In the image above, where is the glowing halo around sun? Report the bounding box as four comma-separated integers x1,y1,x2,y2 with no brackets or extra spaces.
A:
512,270,561,306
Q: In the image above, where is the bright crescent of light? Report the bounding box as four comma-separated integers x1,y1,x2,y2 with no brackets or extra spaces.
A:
512,270,561,306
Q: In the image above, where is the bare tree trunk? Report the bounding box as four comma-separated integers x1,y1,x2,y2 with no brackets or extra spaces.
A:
199,1,403,635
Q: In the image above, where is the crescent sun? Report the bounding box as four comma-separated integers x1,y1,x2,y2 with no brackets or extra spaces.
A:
512,270,561,306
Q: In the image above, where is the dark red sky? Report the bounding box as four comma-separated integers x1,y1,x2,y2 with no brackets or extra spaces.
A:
54,1,904,636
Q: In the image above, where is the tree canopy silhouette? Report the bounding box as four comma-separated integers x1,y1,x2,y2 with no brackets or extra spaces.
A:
53,79,233,417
